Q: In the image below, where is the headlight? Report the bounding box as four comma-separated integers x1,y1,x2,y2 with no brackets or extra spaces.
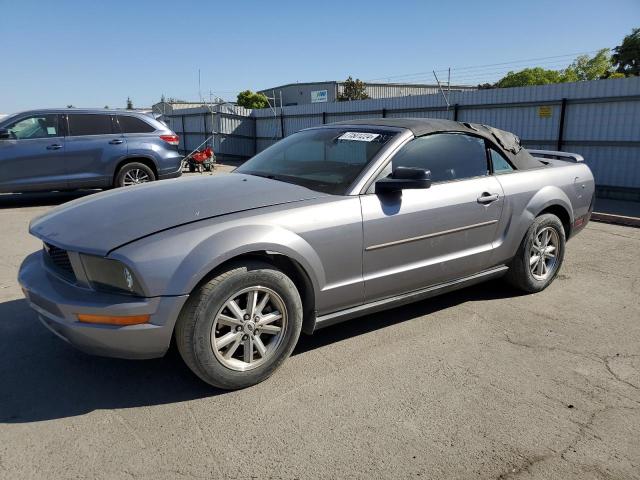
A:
80,254,145,296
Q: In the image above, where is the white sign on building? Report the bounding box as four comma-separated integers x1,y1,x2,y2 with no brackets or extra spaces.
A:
311,90,328,103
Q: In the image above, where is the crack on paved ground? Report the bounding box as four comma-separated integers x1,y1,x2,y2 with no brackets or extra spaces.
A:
503,334,640,406
495,406,639,479
604,355,640,391
580,264,639,281
496,453,553,479
111,411,146,449
503,333,596,363
186,404,216,461
588,226,640,241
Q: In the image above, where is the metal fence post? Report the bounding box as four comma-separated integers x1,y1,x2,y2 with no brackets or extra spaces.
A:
253,117,258,155
280,109,285,138
557,98,567,151
181,115,186,153
453,104,459,121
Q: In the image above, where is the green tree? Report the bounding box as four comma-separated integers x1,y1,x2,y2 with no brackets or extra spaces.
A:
126,97,133,109
236,90,270,109
612,27,640,76
338,76,369,101
565,49,614,81
66,104,74,108
495,67,566,88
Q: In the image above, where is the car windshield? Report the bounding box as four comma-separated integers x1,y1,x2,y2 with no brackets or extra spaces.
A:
235,128,397,195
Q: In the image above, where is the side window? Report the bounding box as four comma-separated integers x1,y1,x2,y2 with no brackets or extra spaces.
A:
5,114,59,140
118,115,156,134
67,114,114,136
489,148,514,174
391,133,488,183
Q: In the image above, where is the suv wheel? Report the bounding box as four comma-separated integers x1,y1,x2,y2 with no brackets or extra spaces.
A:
505,213,566,293
175,261,303,390
115,162,156,187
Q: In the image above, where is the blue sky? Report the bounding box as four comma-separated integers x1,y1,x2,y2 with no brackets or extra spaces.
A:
0,0,638,112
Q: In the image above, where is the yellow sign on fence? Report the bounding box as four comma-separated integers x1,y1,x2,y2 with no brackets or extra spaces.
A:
538,106,553,118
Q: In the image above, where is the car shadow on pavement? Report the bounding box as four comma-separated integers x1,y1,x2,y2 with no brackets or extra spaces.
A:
0,190,98,209
293,279,525,355
0,280,524,424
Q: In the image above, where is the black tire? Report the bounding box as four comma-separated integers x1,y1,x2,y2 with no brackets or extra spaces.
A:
115,162,156,187
175,261,303,390
505,213,566,293
188,163,196,173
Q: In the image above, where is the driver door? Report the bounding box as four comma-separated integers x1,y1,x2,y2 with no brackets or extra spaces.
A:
361,133,505,302
0,113,68,192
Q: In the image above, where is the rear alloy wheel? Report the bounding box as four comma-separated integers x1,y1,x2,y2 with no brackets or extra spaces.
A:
115,162,156,188
529,227,560,281
505,213,566,293
175,261,302,390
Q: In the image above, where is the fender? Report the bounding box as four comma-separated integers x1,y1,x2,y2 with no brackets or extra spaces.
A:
112,152,159,176
159,224,324,297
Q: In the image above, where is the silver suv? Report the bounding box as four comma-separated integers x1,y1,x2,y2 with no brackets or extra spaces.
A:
0,109,182,193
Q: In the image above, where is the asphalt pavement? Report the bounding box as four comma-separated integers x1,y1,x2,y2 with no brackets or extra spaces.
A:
0,177,639,479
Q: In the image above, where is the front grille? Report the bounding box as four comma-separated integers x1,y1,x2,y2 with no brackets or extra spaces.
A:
43,243,76,282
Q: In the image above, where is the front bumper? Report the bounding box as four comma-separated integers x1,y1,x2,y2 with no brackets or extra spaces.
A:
18,251,188,359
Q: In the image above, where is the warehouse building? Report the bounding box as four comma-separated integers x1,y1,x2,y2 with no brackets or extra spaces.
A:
258,81,476,106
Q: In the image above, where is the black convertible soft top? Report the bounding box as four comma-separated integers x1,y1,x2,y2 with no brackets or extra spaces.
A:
332,118,543,170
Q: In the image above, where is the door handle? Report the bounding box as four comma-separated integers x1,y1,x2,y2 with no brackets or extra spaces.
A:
109,139,124,145
46,144,63,150
477,192,499,204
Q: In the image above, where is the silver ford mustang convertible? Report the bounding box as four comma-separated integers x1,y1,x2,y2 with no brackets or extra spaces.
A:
19,118,595,389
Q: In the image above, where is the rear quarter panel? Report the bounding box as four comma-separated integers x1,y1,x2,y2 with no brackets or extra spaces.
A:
490,162,594,266
118,134,182,177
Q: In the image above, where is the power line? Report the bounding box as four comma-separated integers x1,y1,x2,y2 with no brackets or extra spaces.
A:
366,49,605,82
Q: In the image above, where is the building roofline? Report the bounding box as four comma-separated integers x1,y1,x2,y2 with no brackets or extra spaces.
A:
258,81,338,92
258,80,475,92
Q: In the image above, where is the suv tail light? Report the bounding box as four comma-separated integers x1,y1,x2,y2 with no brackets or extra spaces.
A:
160,134,179,146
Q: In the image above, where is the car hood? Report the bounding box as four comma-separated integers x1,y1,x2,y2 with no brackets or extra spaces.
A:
30,174,328,256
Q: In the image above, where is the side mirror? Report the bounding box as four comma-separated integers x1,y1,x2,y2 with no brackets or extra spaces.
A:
375,167,431,194
0,128,10,140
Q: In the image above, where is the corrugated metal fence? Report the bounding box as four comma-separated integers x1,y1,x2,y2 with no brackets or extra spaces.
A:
163,104,255,162
167,77,640,196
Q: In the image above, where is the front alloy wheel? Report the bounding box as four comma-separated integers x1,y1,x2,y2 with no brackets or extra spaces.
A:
175,261,303,390
211,287,287,371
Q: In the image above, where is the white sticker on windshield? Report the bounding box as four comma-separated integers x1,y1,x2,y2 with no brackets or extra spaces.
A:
338,132,380,142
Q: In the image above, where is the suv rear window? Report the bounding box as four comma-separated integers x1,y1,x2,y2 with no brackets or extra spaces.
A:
118,115,155,133
68,114,114,136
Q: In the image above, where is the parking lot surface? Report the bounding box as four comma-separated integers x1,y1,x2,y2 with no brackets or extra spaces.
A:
0,178,639,479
